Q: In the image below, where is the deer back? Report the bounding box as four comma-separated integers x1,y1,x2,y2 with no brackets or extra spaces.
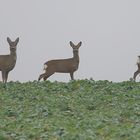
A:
45,58,78,73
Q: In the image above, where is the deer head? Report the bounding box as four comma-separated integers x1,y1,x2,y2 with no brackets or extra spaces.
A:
7,37,19,53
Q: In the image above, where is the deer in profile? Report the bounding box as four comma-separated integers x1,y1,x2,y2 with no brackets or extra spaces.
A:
38,41,82,81
0,37,19,83
133,55,140,81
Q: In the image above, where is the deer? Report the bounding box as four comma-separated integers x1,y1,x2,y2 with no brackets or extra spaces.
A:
0,37,19,83
38,41,82,81
133,55,140,81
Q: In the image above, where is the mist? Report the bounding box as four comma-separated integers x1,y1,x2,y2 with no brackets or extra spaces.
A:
0,0,140,82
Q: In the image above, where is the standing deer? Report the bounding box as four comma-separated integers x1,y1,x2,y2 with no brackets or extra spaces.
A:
38,41,82,81
133,56,140,81
0,37,19,83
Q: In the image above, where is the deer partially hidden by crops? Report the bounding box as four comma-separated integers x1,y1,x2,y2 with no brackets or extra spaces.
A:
0,37,19,83
38,41,82,81
133,56,140,81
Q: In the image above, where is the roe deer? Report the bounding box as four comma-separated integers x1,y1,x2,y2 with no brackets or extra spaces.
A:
38,41,82,81
133,56,140,81
0,37,19,83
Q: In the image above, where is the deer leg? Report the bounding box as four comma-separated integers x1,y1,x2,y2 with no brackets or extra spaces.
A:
70,72,74,80
2,71,6,83
5,71,9,83
38,71,54,81
42,68,55,81
38,73,46,81
133,70,140,81
43,71,55,81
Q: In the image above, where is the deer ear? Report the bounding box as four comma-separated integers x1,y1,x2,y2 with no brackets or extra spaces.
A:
70,41,75,47
15,37,19,44
77,41,82,48
7,37,12,44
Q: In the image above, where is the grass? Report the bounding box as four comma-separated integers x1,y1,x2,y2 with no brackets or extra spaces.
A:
0,79,140,140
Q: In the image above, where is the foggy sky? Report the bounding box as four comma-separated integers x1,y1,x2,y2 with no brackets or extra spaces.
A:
0,0,140,82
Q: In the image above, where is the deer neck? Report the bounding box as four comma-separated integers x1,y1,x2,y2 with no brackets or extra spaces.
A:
10,50,16,55
73,51,79,63
10,51,17,60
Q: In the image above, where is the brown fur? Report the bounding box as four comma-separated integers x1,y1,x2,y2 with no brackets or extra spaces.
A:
0,37,19,83
38,41,82,81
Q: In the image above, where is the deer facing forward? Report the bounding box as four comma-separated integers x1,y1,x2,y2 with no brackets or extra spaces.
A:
0,37,19,83
38,41,82,81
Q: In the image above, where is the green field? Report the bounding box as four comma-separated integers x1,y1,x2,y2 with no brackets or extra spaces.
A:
0,80,140,140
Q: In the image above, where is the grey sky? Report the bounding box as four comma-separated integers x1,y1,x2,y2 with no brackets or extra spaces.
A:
0,0,140,82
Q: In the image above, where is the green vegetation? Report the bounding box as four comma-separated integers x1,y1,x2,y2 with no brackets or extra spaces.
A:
0,80,140,140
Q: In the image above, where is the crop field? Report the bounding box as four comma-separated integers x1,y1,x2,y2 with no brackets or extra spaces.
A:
0,80,140,140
